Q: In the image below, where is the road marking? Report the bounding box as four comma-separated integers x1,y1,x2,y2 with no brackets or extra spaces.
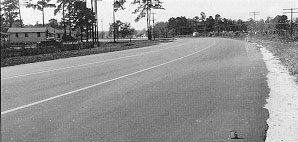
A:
1,42,189,80
1,41,216,115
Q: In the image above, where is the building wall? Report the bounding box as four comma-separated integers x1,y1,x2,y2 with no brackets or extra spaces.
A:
9,32,47,43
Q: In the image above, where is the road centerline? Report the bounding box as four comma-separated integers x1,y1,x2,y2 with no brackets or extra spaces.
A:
1,41,216,115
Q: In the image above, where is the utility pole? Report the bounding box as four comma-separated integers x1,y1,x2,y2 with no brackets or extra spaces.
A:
249,11,260,21
91,0,95,44
151,13,156,40
249,12,260,35
146,0,152,40
113,0,116,42
147,3,150,40
283,8,298,40
94,0,98,43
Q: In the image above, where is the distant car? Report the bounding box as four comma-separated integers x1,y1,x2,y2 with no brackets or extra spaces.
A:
36,39,61,48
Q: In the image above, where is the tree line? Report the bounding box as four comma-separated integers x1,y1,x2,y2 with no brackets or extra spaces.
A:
1,0,297,41
151,14,248,38
1,0,164,42
152,13,298,40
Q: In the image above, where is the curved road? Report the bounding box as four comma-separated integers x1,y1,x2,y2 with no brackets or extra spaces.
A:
1,38,269,142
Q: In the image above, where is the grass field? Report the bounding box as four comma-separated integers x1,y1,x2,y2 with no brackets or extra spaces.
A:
251,38,298,79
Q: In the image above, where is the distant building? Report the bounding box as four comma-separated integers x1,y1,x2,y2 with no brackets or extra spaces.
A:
7,27,78,43
7,27,55,43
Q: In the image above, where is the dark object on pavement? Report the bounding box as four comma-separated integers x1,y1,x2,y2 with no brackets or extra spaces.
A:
229,130,244,139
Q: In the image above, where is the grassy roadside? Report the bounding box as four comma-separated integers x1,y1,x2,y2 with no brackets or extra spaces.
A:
1,39,174,67
249,38,298,80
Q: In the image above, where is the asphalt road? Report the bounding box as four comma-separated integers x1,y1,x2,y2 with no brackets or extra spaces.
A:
1,38,269,142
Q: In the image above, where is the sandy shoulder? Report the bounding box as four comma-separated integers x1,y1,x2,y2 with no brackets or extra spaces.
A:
259,44,298,142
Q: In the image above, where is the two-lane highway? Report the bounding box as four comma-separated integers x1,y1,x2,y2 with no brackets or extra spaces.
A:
1,38,269,142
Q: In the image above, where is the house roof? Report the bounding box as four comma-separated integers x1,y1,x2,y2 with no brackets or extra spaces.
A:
8,28,46,33
7,27,55,33
6,27,78,35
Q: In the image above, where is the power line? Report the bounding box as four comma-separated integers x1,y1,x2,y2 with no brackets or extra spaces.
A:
249,12,260,21
283,8,298,40
249,12,260,32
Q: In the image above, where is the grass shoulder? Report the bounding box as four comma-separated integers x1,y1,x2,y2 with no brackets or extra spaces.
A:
250,37,298,80
1,39,175,67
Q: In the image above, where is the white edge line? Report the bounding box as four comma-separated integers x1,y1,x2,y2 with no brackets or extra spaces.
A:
1,42,189,80
1,42,215,115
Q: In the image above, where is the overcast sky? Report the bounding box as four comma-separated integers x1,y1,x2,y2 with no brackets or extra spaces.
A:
19,0,298,30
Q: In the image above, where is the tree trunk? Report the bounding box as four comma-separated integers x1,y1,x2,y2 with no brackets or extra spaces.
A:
42,8,45,27
91,22,94,43
80,27,83,42
86,25,89,41
63,3,66,36
91,0,94,44
146,6,152,40
68,3,71,36
90,25,92,42
18,0,23,27
9,13,13,27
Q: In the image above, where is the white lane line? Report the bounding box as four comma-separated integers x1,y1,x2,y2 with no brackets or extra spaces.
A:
1,42,188,80
1,41,216,115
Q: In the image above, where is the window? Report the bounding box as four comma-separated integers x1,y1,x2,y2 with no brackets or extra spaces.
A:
15,33,19,37
37,32,41,37
57,34,61,38
25,33,28,37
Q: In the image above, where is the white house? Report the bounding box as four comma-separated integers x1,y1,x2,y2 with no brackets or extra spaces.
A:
7,27,55,43
7,27,79,43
